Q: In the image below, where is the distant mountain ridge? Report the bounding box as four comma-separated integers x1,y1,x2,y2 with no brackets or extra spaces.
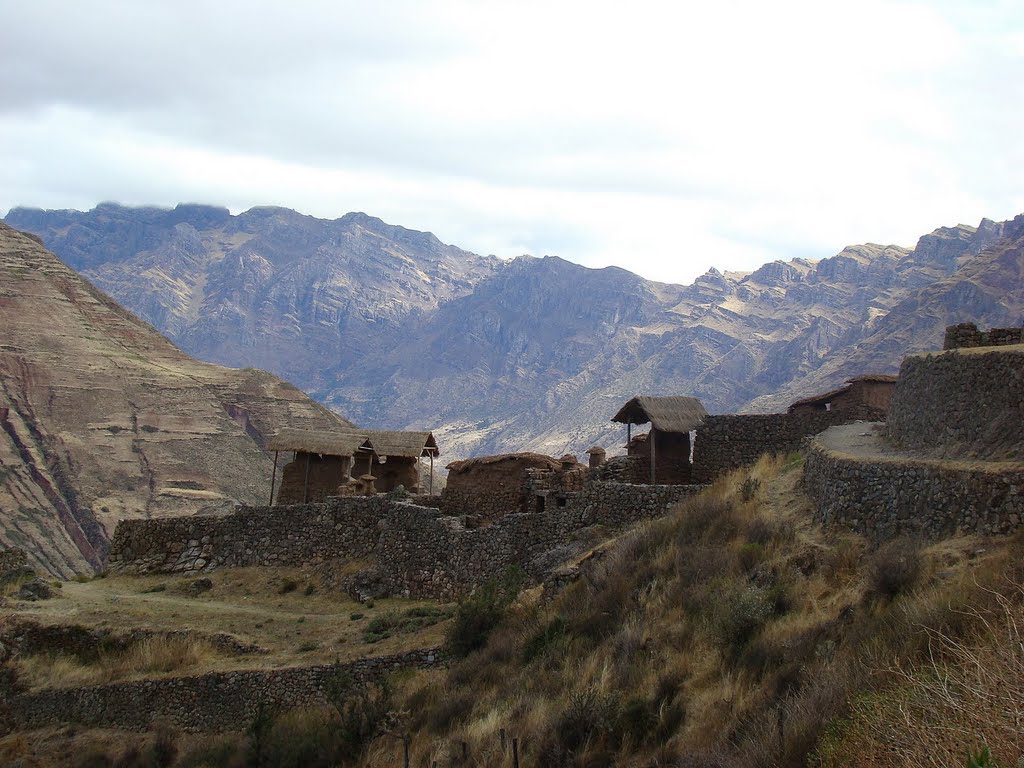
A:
0,221,351,576
6,203,1021,462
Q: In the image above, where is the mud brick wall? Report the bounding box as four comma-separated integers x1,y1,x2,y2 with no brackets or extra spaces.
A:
440,454,561,522
803,437,1024,541
886,347,1024,459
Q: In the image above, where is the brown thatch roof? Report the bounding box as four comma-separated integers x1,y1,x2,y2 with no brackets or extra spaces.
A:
612,396,707,432
365,430,439,458
446,452,560,474
846,373,898,384
267,428,370,456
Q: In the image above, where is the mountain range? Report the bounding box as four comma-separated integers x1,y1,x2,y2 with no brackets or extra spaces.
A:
6,204,1023,462
0,222,350,576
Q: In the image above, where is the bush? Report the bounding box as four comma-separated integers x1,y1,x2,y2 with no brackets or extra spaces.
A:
740,477,761,502
325,671,396,761
523,616,567,662
556,687,621,753
278,579,299,595
446,568,524,657
738,542,765,572
866,538,922,600
704,581,771,659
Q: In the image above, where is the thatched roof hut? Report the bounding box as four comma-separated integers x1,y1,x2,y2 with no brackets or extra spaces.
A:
267,428,371,457
364,430,439,458
612,396,707,432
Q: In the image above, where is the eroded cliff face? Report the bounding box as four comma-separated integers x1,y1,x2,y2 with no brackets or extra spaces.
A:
6,204,1016,462
0,223,351,577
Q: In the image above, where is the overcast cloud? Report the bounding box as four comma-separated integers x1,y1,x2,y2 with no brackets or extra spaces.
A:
2,0,1023,283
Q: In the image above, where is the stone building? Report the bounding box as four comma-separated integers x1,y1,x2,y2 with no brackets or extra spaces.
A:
442,452,564,524
360,431,440,494
787,374,896,419
612,395,708,484
268,428,440,504
268,429,372,505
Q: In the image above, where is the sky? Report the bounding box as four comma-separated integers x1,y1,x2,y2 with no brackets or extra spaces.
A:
2,0,1023,284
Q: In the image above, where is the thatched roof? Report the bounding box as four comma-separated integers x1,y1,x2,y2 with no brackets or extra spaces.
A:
365,430,439,458
612,396,707,433
267,428,370,456
846,373,898,384
446,452,560,474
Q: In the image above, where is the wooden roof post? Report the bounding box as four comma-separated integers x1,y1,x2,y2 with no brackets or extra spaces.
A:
429,452,434,495
650,427,656,484
269,450,279,506
302,452,311,504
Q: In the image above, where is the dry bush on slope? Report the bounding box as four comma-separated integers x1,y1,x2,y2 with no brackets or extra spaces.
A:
817,583,1024,768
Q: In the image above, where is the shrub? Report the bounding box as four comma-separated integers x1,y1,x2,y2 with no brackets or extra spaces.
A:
278,579,299,595
446,568,524,657
556,687,620,753
738,542,765,572
303,584,316,596
740,477,761,502
325,671,396,761
523,616,567,662
866,538,922,600
704,581,771,659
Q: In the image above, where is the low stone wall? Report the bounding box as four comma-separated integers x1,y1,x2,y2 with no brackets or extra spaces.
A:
5,648,441,733
108,482,700,598
692,410,881,483
943,323,1024,350
803,437,1024,541
886,347,1024,458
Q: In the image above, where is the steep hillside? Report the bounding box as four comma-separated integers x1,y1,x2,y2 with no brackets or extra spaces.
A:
0,223,351,577
6,204,1015,460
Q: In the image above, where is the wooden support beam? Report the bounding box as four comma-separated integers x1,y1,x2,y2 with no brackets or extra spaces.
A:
429,453,434,495
302,452,311,504
650,427,656,484
269,450,279,506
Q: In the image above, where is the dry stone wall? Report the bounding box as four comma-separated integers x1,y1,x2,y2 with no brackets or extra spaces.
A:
107,482,700,599
4,648,441,733
691,410,880,483
886,347,1024,459
943,323,1024,350
803,438,1024,541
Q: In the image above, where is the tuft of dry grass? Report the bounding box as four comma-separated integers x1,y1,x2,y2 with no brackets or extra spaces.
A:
14,635,220,690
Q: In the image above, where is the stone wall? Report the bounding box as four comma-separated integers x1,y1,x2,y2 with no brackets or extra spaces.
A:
4,648,442,733
886,347,1024,459
441,453,562,523
803,437,1024,541
107,482,700,599
691,410,879,483
943,323,1024,350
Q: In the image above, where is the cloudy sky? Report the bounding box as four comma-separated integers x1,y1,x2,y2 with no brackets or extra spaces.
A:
2,0,1022,283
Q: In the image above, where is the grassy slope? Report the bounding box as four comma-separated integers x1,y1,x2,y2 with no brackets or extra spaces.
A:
376,456,1024,768
3,458,1023,767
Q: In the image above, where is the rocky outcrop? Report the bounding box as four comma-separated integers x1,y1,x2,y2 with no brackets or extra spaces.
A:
0,223,351,577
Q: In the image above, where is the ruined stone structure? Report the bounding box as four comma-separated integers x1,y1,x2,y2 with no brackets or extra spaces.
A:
805,329,1024,540
106,481,700,598
690,410,867,484
612,396,707,485
0,548,28,574
788,375,896,417
269,428,439,504
804,437,1024,541
3,649,443,733
943,322,1024,350
886,345,1024,459
442,453,562,524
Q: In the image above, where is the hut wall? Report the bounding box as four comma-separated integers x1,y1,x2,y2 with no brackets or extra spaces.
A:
625,430,692,484
369,456,420,493
276,453,350,504
838,380,894,413
441,454,560,523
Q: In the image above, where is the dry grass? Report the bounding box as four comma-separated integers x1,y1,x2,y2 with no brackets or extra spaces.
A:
1,565,455,675
353,454,1024,768
13,635,220,690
